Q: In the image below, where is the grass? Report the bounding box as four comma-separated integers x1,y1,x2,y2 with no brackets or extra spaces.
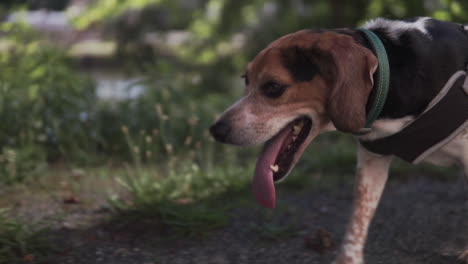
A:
107,147,254,235
97,95,259,236
0,209,50,264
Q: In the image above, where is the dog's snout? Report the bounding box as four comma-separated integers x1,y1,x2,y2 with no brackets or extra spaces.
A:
210,120,231,143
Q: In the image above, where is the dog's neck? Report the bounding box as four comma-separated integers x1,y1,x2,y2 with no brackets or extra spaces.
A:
336,23,468,120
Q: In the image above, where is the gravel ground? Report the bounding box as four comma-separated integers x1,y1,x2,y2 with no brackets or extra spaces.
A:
39,177,468,264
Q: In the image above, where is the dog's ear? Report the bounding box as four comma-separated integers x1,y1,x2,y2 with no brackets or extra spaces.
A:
317,33,378,133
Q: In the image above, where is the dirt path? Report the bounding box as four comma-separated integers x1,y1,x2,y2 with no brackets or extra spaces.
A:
40,177,468,264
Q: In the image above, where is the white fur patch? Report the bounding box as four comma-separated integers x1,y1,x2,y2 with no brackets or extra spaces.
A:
422,127,468,170
465,25,468,31
359,116,414,141
342,244,362,263
363,17,431,39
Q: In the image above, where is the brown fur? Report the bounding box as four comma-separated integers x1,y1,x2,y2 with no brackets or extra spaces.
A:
318,33,378,133
248,31,378,133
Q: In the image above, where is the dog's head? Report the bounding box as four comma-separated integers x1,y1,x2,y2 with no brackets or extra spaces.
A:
209,30,378,208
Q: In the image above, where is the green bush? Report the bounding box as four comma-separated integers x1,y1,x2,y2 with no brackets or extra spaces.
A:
0,21,243,183
0,22,98,183
0,209,49,264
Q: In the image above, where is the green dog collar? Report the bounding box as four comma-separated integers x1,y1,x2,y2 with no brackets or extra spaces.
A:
358,28,390,129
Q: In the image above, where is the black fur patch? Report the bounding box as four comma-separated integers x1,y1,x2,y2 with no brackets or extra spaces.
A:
339,18,468,119
370,18,468,118
280,46,320,82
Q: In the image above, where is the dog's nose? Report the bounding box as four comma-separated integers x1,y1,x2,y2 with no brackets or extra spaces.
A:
209,120,231,143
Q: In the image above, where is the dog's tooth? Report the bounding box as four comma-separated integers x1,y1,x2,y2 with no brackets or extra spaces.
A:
293,125,301,135
270,164,279,173
292,136,297,141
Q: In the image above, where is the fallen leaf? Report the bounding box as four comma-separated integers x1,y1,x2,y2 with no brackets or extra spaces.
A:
63,195,80,204
22,254,35,262
304,228,335,254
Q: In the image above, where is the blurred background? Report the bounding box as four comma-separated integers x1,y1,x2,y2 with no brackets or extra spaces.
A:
0,0,466,263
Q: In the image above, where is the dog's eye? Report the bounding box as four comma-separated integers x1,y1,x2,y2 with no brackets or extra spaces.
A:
241,74,249,86
261,81,287,98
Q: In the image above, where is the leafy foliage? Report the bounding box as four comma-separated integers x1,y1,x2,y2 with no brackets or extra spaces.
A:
0,22,97,183
68,0,468,103
0,209,49,264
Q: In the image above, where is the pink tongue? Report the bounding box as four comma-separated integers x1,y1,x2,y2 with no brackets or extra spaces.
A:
253,127,291,208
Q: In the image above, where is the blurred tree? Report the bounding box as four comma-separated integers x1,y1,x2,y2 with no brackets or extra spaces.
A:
28,0,71,10
0,0,71,21
73,0,468,87
0,1,27,9
0,0,70,10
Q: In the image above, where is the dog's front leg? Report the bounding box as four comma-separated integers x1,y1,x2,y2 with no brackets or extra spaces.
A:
333,144,392,264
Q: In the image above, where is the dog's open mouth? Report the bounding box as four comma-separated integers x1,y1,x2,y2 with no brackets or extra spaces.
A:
253,116,313,208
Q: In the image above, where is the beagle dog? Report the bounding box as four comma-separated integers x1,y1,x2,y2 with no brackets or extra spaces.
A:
210,17,468,264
